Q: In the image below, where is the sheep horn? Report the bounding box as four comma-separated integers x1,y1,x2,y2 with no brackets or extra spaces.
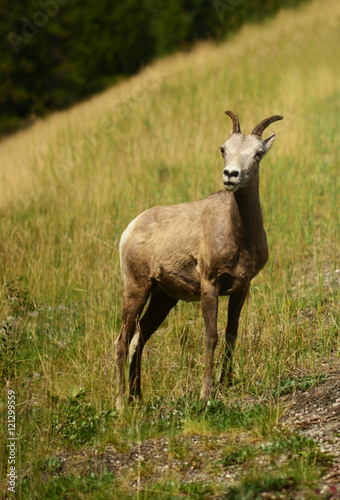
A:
252,115,283,137
225,110,241,134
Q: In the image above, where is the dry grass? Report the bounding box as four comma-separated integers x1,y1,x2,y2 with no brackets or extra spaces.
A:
0,0,339,496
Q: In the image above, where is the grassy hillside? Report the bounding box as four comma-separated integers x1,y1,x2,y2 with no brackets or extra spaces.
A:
0,0,339,497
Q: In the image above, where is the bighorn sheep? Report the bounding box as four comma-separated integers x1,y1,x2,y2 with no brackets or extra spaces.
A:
115,111,283,410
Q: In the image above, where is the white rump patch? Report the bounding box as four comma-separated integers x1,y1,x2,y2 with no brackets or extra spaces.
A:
119,212,144,265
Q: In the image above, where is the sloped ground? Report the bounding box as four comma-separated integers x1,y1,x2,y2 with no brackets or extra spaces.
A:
53,368,340,498
281,367,340,498
53,259,340,497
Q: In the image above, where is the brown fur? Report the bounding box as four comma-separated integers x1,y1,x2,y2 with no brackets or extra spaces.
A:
115,111,282,411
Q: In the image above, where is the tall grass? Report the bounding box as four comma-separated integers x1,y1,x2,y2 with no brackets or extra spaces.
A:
0,0,339,496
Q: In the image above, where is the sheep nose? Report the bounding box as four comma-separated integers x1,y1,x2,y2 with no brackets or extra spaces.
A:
223,167,240,180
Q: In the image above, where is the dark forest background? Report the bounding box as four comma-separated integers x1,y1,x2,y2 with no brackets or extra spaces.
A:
0,0,307,137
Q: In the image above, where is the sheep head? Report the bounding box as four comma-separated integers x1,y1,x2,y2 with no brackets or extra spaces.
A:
220,111,283,192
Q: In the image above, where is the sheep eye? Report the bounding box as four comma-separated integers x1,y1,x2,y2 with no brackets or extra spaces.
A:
255,151,264,160
220,147,225,156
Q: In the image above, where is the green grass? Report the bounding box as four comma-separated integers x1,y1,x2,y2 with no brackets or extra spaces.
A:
1,0,340,497
20,430,329,500
21,471,118,500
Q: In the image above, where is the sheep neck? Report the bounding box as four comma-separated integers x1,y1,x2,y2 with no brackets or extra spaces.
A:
232,180,266,249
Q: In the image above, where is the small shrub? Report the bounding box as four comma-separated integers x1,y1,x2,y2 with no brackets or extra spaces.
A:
226,474,298,500
222,444,259,466
50,388,116,447
271,374,327,397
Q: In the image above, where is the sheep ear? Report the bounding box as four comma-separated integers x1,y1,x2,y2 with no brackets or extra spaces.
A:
264,133,276,152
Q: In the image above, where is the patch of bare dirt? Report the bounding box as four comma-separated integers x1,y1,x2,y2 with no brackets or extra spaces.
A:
53,369,340,497
281,368,340,498
56,432,245,488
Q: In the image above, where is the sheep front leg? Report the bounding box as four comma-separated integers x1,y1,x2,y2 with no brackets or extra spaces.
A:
200,282,219,400
219,287,249,386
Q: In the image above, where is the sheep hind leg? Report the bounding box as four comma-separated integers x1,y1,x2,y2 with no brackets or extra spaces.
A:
219,288,249,387
129,287,178,401
115,283,151,412
200,281,219,401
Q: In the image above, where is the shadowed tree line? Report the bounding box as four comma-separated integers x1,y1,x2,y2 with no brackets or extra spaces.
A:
1,0,307,136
